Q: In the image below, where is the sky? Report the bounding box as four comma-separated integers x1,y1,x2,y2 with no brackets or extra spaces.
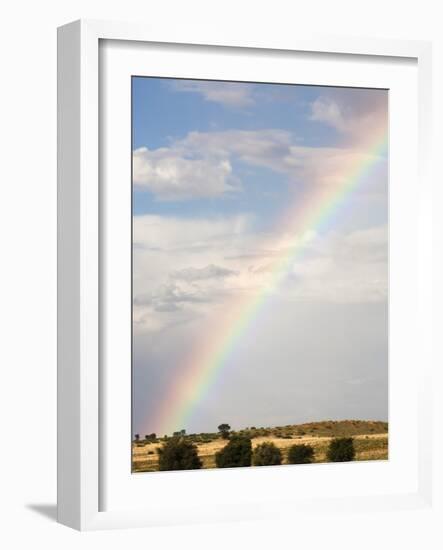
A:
132,77,388,437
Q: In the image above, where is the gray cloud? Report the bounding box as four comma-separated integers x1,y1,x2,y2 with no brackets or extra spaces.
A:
172,263,239,282
135,282,212,313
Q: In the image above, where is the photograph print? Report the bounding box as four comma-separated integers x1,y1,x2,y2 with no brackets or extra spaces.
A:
131,77,388,472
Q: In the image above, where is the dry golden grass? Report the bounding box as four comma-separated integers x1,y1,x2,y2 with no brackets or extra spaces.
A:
132,421,388,473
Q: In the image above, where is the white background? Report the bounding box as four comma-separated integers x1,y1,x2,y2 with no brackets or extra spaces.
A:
0,1,441,548
101,39,419,513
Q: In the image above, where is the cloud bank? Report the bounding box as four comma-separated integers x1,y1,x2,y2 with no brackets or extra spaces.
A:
133,129,385,200
133,214,388,335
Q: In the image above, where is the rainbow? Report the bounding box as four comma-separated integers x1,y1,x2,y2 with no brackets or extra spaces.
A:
146,128,388,436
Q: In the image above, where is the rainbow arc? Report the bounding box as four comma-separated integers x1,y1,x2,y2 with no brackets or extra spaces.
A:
143,129,388,436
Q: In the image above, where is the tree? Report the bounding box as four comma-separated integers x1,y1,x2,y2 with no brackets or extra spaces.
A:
252,442,282,466
287,443,315,464
157,437,202,471
218,423,231,440
327,437,355,462
215,435,252,468
134,434,140,442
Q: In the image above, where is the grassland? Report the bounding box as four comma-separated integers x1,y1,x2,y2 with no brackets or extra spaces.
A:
132,420,388,473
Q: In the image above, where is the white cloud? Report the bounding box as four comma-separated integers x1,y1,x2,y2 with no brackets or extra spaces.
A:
179,130,381,187
133,127,385,201
133,129,293,201
133,213,251,253
133,146,238,200
309,88,388,144
310,97,347,131
178,129,292,173
132,214,252,327
171,80,255,108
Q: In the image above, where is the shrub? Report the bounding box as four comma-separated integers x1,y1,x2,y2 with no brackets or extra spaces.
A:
215,435,252,468
253,442,282,466
157,437,202,471
287,444,315,464
327,437,355,462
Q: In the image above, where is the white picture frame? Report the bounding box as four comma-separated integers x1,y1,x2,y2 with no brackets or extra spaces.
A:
57,19,433,531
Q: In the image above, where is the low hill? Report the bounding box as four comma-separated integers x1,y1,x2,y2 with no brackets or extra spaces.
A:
246,419,388,439
132,419,388,472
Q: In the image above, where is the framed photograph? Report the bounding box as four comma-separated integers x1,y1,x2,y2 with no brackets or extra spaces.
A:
57,20,433,530
130,77,391,474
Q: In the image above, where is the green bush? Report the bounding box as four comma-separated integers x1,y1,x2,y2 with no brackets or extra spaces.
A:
287,444,314,464
252,442,282,466
215,435,252,468
327,437,355,462
157,437,202,471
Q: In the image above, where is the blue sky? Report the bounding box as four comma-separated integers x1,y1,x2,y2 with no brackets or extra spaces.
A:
132,77,388,436
132,79,339,150
132,79,311,228
132,79,387,231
